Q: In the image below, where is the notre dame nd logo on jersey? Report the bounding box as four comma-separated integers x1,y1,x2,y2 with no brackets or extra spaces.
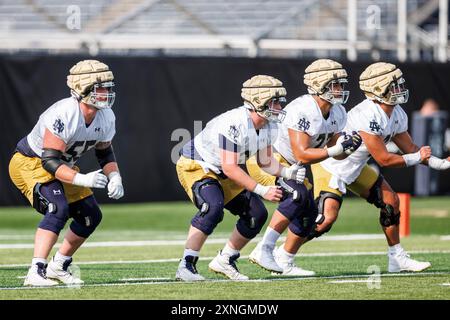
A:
53,119,65,134
297,118,311,131
228,125,240,143
369,119,381,133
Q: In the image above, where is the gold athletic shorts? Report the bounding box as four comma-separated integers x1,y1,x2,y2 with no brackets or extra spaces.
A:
176,155,244,205
310,162,379,199
9,152,93,205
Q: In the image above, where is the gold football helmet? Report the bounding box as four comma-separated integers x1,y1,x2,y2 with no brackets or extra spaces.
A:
241,75,287,122
359,62,409,105
67,60,115,109
303,59,349,104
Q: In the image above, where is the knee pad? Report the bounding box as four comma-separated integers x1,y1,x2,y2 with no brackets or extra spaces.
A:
37,181,70,235
366,175,384,209
314,191,343,227
69,195,103,238
233,192,268,239
288,210,317,238
190,178,225,235
33,183,57,215
306,222,333,240
277,179,311,221
366,175,400,227
379,205,400,227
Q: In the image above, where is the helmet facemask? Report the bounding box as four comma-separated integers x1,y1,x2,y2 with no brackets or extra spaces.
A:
256,97,287,123
84,81,116,109
319,78,349,105
382,77,409,105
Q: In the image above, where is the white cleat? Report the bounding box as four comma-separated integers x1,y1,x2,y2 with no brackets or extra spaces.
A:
47,257,84,285
272,247,316,277
175,255,205,281
388,250,431,273
248,242,283,274
23,263,59,287
209,251,249,281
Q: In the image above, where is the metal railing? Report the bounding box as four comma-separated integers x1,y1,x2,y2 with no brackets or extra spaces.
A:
0,0,448,61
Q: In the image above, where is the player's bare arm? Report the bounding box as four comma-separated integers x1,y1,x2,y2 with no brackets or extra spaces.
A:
391,131,419,153
43,128,78,184
95,141,119,176
42,128,108,188
257,146,306,184
393,131,450,170
289,129,361,164
361,131,430,168
95,141,124,199
221,148,282,202
288,129,329,164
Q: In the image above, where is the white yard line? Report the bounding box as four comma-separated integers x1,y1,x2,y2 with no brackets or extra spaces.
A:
1,271,448,291
0,234,387,249
328,279,379,284
1,249,449,268
118,277,172,282
440,235,450,241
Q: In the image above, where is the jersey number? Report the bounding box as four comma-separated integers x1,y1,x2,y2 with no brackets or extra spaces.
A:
315,132,335,148
62,140,97,163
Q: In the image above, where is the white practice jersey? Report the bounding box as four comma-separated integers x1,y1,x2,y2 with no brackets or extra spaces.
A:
192,106,278,174
27,97,116,166
321,99,408,185
273,94,347,165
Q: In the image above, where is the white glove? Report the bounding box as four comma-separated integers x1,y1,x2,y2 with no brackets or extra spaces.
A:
73,169,108,188
428,156,450,170
107,171,124,199
280,163,306,184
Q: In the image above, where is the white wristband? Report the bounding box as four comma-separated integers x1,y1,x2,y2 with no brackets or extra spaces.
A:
402,151,421,167
253,183,269,197
428,156,450,170
72,173,87,187
326,144,344,157
108,171,121,180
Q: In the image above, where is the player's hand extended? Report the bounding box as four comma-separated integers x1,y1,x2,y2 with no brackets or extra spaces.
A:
340,131,363,155
263,186,283,202
107,172,124,199
419,146,432,163
428,155,450,170
73,169,108,188
253,184,283,202
281,163,306,184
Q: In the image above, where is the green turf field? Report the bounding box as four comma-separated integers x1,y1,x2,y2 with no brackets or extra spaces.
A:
0,197,449,300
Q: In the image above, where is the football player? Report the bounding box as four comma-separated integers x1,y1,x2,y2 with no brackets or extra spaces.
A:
303,62,450,272
9,60,124,286
175,75,306,281
247,59,362,275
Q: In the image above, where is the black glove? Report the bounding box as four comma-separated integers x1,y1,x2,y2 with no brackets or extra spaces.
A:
340,131,362,155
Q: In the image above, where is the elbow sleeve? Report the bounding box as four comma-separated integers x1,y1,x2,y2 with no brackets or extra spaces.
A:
95,145,117,168
41,148,63,175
